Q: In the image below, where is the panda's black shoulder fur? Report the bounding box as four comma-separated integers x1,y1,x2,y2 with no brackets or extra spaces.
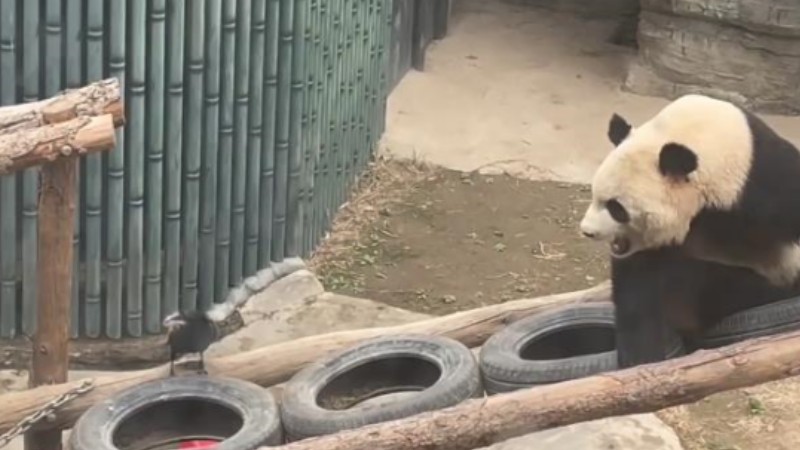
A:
688,107,800,255
611,246,800,368
732,108,800,240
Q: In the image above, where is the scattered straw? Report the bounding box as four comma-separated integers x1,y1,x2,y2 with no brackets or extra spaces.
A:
308,154,435,275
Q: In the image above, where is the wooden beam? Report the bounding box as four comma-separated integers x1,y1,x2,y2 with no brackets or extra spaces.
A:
24,155,79,450
270,328,800,450
0,114,117,175
0,282,611,434
0,77,123,133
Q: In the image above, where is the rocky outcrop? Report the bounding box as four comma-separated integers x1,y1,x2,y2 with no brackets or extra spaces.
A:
626,1,800,115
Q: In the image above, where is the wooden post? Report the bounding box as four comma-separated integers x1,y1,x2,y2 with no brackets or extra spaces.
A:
0,78,122,448
24,156,78,450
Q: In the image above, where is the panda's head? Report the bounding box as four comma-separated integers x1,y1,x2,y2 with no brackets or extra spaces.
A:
579,95,753,258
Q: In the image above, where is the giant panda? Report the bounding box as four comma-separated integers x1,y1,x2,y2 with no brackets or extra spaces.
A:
579,94,800,368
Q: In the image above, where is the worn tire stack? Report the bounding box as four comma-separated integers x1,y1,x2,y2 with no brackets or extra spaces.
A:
625,0,800,115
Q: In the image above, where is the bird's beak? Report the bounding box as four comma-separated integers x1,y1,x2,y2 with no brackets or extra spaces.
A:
163,312,186,331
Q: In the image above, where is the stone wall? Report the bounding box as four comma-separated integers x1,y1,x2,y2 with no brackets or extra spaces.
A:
508,0,641,46
625,1,800,115
509,0,639,17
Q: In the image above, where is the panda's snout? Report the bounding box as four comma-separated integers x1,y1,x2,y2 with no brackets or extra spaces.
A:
579,218,601,240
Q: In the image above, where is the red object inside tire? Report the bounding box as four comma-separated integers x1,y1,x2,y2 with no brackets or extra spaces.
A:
178,440,218,449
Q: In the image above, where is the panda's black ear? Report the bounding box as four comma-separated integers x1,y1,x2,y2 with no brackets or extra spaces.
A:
608,113,631,147
659,143,698,179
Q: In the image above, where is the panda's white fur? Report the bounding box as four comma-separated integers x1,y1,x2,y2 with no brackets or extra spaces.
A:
580,94,800,287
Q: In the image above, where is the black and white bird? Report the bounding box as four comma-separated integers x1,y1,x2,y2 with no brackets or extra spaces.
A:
163,309,222,376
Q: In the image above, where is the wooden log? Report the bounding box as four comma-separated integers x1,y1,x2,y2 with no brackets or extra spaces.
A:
270,328,800,450
0,114,117,175
0,78,124,134
25,156,78,450
0,282,611,433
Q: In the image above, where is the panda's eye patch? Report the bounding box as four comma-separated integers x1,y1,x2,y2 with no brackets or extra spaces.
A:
606,199,630,223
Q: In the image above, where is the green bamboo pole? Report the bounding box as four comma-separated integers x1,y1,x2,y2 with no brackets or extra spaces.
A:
199,0,222,309
215,0,237,302
0,0,16,338
258,0,280,267
352,1,361,185
318,0,334,241
336,0,348,209
367,0,382,162
357,0,370,173
20,0,40,336
144,0,166,334
106,0,127,339
286,0,306,257
344,0,357,192
297,0,308,255
182,0,205,311
297,0,310,257
84,0,104,338
378,0,391,137
163,0,185,321
43,0,62,95
376,0,386,140
332,0,346,215
313,0,326,249
302,0,318,254
65,0,83,339
361,0,374,176
351,0,362,185
127,0,147,337
230,0,251,287
339,0,351,202
367,0,378,167
306,0,320,251
244,0,266,276
272,0,293,262
317,0,331,239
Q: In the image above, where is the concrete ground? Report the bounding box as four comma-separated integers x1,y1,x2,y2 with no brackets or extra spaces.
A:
382,0,800,183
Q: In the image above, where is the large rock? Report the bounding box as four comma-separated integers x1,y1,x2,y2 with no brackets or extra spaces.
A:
508,0,638,17
626,7,800,114
641,0,800,37
207,271,429,357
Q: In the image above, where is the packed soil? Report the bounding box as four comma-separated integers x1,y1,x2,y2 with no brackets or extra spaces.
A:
311,157,800,450
312,158,609,315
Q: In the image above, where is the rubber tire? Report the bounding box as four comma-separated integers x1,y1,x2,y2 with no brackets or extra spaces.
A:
479,303,685,395
68,375,282,450
697,295,800,348
279,334,481,441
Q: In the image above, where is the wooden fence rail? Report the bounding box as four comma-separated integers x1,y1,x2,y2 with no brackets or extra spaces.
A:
0,77,124,450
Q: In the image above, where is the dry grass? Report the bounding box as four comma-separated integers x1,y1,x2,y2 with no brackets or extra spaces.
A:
658,376,800,450
308,154,435,281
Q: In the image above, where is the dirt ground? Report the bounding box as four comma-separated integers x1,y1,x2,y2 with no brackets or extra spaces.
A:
311,157,800,450
313,158,608,315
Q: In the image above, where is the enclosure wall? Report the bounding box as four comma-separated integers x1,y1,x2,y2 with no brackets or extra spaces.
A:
0,0,391,339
